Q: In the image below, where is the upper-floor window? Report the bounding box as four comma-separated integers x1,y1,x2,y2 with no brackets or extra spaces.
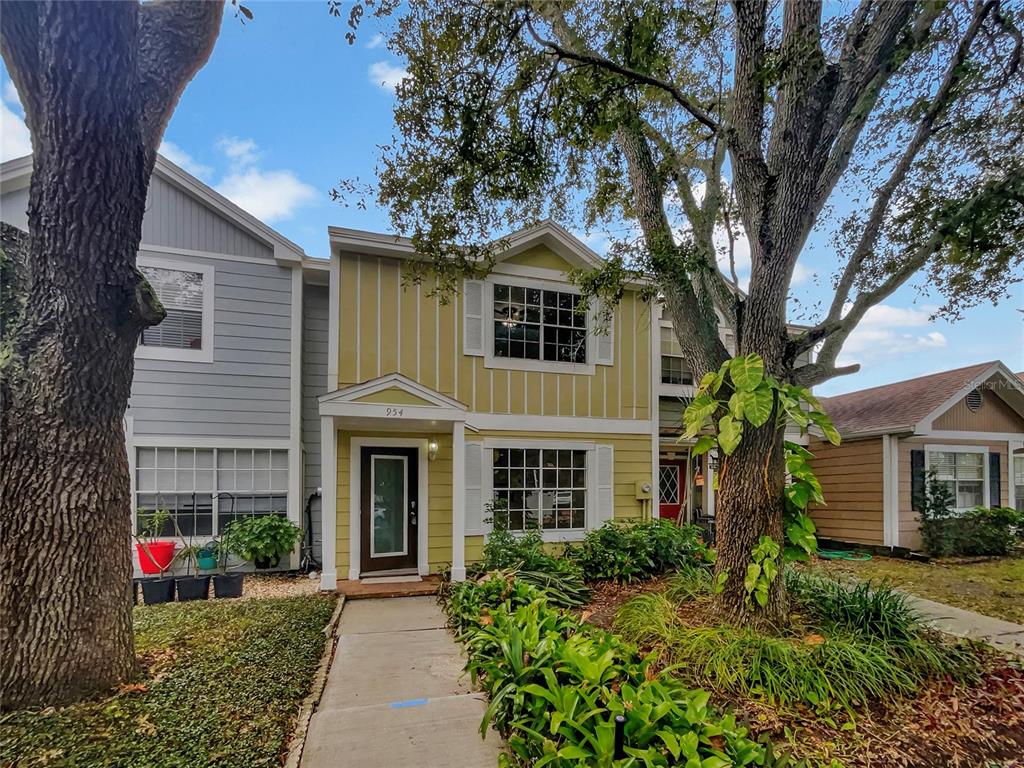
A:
493,284,586,364
136,259,214,363
660,326,693,385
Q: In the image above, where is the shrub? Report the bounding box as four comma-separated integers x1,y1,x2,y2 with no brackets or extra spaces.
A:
917,469,1021,556
450,583,767,767
570,519,709,582
220,515,302,564
472,501,581,577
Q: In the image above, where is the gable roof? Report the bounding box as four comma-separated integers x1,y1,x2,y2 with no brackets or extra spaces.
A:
0,153,307,264
821,361,1024,437
328,219,605,271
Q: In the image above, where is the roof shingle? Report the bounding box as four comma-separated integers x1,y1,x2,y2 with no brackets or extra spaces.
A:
820,361,998,436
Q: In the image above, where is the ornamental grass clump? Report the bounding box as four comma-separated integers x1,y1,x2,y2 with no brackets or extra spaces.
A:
613,569,979,716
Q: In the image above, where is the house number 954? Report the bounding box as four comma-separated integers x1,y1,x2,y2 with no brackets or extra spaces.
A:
385,407,405,417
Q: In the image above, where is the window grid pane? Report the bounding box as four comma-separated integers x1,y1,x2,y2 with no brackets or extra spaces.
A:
493,448,586,531
139,266,204,350
493,284,586,364
137,447,288,536
929,450,986,511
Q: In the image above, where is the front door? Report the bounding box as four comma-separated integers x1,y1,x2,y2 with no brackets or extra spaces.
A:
658,461,686,521
360,447,418,573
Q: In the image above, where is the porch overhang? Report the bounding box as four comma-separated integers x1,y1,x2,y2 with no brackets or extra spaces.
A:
318,372,469,424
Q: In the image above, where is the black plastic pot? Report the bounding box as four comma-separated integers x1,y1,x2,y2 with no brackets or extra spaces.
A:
140,578,175,605
213,573,244,598
175,575,210,601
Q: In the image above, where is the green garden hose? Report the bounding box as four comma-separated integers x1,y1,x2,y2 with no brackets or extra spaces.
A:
818,549,873,561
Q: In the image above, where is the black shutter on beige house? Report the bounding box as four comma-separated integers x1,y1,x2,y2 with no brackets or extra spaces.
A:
989,452,1001,506
910,450,925,511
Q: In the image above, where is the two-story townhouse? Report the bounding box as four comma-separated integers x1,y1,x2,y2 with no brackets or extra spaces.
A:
317,221,658,588
0,154,330,572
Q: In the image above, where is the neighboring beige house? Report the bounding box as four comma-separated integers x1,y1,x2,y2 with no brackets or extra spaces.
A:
809,361,1024,552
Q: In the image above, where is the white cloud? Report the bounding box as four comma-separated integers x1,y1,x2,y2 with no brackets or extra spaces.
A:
216,136,259,167
368,61,409,91
159,140,212,179
837,303,947,367
1,100,31,161
215,167,317,223
367,33,385,49
791,261,815,287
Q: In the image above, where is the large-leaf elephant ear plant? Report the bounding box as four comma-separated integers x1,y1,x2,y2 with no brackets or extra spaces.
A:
683,353,839,611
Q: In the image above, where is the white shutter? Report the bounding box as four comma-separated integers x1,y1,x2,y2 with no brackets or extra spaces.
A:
594,304,614,365
463,280,486,356
594,444,614,527
464,442,487,534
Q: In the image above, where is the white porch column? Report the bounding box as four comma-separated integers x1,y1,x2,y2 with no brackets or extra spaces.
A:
1009,441,1023,510
706,452,716,518
451,421,467,582
319,416,337,591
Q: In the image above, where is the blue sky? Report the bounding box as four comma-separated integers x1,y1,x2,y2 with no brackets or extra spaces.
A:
1,1,1020,395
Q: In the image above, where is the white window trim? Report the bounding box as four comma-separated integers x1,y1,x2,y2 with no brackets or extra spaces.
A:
482,438,597,542
135,254,215,364
482,275,597,375
924,443,990,511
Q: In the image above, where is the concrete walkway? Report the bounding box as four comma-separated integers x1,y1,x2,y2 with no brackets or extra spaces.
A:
906,594,1024,657
301,596,501,768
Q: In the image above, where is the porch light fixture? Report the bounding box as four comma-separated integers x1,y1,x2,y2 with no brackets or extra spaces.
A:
427,440,439,461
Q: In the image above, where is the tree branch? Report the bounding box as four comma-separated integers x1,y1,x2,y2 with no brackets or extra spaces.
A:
525,4,719,131
798,0,1000,357
137,0,225,157
0,2,43,131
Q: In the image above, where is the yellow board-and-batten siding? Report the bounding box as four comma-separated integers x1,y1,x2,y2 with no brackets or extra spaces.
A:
335,247,651,420
332,244,655,577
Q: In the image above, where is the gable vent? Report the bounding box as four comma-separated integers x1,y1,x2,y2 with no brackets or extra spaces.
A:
966,389,983,412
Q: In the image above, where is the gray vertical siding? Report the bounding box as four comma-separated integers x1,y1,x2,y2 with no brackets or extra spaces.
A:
301,282,329,559
141,174,273,259
0,186,29,231
130,251,294,438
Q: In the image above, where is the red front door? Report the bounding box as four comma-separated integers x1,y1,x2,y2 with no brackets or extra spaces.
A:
658,461,686,521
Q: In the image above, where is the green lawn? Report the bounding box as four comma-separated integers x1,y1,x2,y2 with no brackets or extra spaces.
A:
1,594,337,768
812,554,1024,624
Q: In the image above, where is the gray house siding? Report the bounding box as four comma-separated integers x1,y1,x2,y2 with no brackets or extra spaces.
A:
130,252,294,438
0,186,29,231
301,283,329,559
141,174,273,260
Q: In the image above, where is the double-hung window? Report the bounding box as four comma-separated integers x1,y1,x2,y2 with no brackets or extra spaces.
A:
928,449,986,511
660,326,692,385
492,447,587,532
137,259,214,362
135,447,288,537
493,284,586,364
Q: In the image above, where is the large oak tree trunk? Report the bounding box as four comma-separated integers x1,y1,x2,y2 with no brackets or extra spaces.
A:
0,0,222,709
711,423,787,626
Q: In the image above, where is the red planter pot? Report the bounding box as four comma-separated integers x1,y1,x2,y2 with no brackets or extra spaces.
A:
136,541,176,575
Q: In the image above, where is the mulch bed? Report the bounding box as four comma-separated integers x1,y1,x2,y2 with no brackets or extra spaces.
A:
578,578,1024,768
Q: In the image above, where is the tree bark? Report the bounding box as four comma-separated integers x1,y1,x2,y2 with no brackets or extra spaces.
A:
0,0,222,709
712,421,787,626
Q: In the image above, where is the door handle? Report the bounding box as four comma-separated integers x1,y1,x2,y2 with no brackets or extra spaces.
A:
410,500,417,526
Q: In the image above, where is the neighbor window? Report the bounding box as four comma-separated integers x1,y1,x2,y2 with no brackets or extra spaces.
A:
660,326,693,385
140,266,206,350
135,447,288,537
928,450,985,511
492,448,586,531
493,284,586,364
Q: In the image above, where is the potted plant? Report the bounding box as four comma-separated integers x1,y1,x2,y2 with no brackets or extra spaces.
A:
173,543,211,602
134,509,176,605
222,516,303,570
210,539,245,598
